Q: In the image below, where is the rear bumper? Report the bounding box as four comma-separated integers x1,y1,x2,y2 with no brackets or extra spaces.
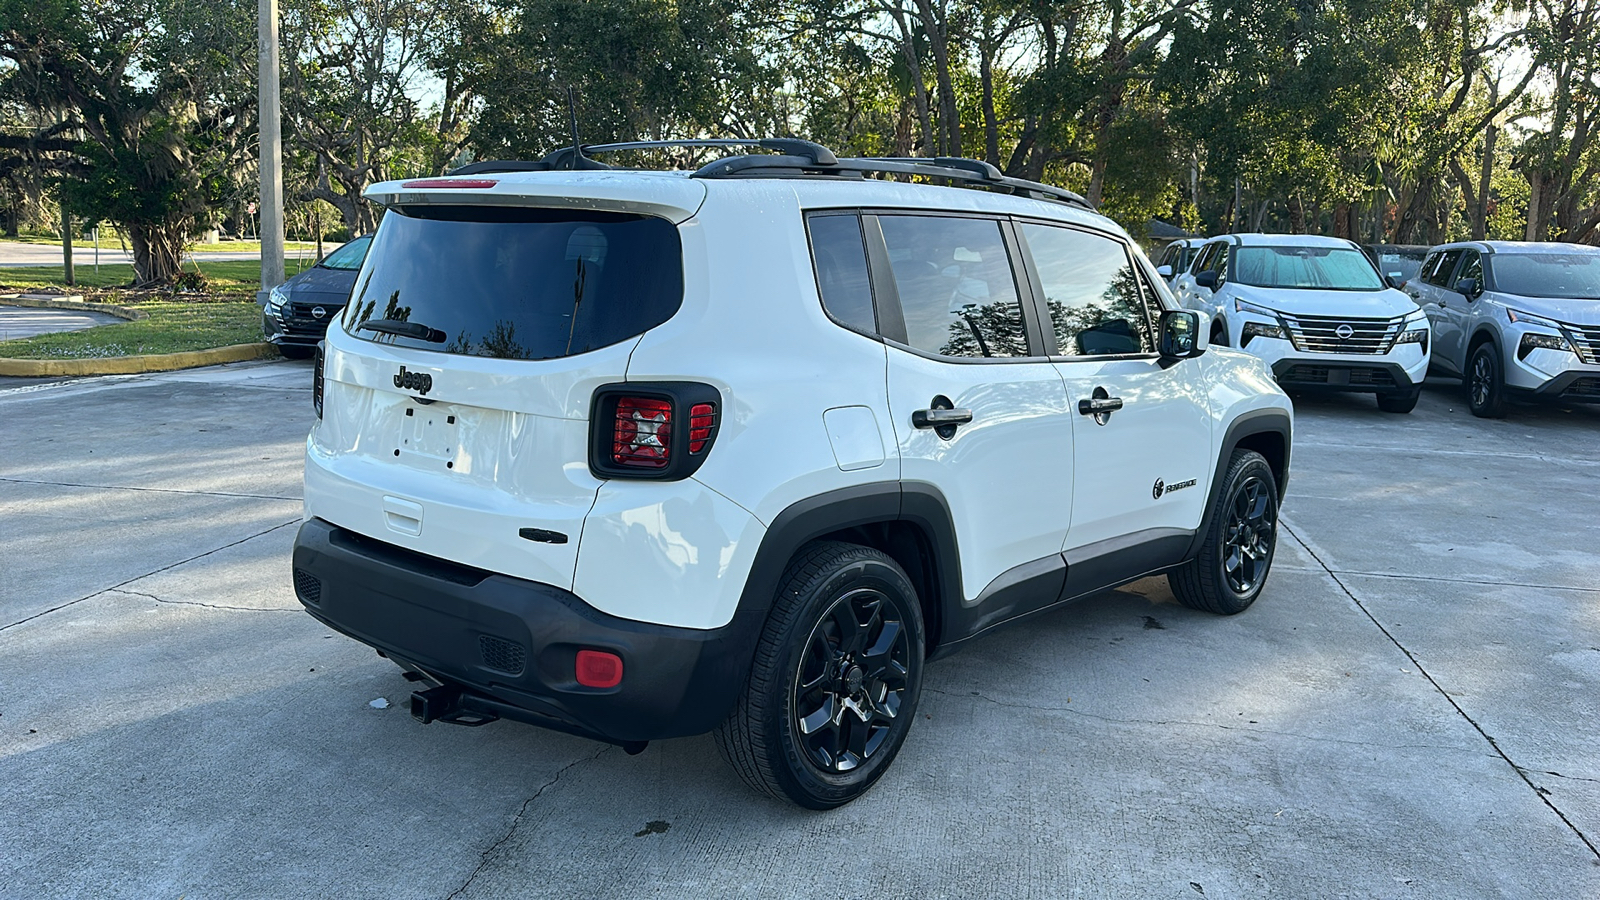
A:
291,518,758,743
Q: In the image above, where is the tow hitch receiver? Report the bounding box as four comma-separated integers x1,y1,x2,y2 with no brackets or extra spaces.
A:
410,684,499,727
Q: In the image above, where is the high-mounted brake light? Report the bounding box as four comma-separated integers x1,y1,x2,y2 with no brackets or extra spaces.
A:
400,178,498,189
613,397,673,468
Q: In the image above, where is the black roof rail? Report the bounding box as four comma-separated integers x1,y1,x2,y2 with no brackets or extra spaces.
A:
447,137,1092,210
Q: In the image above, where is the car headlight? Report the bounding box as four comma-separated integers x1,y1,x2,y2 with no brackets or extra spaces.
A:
267,284,289,313
1240,321,1287,345
1395,329,1428,344
1234,298,1279,318
1506,307,1561,330
1518,331,1571,359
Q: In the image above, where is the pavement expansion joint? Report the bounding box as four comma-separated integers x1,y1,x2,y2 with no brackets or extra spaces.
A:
1326,568,1600,595
1519,767,1600,786
922,687,1476,755
106,587,300,614
1281,520,1600,861
445,745,615,899
0,518,302,634
1294,441,1600,469
0,476,303,503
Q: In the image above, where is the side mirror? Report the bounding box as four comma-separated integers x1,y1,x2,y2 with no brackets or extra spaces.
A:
1385,275,1405,289
1158,309,1206,361
1156,264,1173,278
1194,270,1218,290
1456,277,1482,299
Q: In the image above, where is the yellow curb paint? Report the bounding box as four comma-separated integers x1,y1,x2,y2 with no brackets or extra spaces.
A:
0,296,147,321
0,343,279,377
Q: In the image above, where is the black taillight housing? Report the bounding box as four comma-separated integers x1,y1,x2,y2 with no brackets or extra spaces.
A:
589,382,721,480
313,342,325,419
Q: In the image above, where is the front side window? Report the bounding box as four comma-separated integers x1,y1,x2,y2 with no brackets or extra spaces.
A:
1490,253,1600,299
1452,251,1483,292
1022,223,1154,356
878,215,1027,358
1232,246,1383,291
343,206,683,360
807,214,876,334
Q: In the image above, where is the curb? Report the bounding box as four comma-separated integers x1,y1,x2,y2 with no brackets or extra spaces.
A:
0,295,148,321
0,342,280,377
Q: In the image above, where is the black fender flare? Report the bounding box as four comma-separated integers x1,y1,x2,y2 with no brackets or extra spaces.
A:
1185,408,1293,561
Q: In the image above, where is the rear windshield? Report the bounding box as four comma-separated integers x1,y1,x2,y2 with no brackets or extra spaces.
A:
1234,247,1383,291
1374,249,1426,282
1492,253,1600,299
343,206,683,360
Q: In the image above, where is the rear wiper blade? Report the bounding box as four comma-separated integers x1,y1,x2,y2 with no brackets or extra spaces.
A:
358,318,446,343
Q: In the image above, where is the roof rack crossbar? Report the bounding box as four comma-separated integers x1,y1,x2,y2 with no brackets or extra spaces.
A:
450,139,838,176
692,154,1094,210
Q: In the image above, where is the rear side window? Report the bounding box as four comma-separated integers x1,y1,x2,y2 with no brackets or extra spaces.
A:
343,206,683,360
807,214,876,334
1424,250,1463,287
1022,223,1154,356
878,215,1027,359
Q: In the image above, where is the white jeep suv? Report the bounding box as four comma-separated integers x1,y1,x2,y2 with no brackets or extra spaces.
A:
291,140,1294,808
1176,234,1431,412
1408,241,1600,417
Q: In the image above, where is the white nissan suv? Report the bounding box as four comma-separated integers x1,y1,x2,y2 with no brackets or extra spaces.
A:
1175,234,1431,412
1407,241,1600,417
291,140,1294,808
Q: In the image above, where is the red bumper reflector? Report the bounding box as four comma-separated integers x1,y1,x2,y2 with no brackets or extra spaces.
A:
401,178,498,189
575,650,624,688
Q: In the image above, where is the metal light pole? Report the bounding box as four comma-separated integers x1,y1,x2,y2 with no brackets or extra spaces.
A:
257,0,286,306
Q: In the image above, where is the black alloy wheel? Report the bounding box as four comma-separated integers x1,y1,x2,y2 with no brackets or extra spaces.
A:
1468,342,1509,418
1170,449,1279,615
793,587,913,773
1220,473,1275,595
715,541,925,809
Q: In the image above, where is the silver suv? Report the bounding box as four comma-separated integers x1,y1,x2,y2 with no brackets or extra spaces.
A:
1409,241,1600,417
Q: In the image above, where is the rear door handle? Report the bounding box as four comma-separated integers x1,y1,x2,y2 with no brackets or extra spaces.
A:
912,407,973,429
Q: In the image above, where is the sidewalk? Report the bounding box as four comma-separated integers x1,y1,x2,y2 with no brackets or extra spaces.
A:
0,241,324,268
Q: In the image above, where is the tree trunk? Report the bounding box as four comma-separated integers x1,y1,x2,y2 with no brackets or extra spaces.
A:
127,224,185,287
1332,203,1355,239
912,0,961,158
980,46,1000,166
1287,196,1306,234
1474,124,1496,240
1525,171,1547,241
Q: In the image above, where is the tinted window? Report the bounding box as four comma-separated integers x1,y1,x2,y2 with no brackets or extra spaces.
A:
1022,223,1153,356
807,214,876,333
1490,253,1600,299
318,235,372,271
1233,247,1383,290
1452,251,1482,291
1192,243,1217,274
1424,249,1464,287
1208,244,1230,277
343,206,682,360
878,216,1027,358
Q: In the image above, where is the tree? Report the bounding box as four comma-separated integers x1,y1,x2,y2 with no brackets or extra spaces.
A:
0,0,255,285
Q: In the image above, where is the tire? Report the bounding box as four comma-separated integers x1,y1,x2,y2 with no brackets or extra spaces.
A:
1170,449,1279,615
1467,342,1509,418
714,541,925,809
1376,389,1420,414
276,344,316,359
1211,322,1229,348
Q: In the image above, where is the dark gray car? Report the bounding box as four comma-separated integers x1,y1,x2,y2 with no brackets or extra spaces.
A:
262,236,372,357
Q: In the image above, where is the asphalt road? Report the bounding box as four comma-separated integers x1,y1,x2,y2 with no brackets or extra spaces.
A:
1,360,1597,898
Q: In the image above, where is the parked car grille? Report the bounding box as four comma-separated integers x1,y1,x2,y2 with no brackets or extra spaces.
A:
1278,365,1397,388
281,302,338,333
1278,313,1406,354
1562,323,1600,365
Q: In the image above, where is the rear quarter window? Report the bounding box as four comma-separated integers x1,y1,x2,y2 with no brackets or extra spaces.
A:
343,206,683,360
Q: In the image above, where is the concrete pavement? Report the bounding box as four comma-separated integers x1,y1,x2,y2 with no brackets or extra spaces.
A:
0,364,1596,898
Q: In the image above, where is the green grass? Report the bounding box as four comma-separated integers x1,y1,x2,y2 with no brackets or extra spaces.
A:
0,258,315,295
0,299,264,359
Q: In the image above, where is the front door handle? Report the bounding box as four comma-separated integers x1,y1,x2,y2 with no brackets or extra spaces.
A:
1078,397,1124,415
912,407,974,429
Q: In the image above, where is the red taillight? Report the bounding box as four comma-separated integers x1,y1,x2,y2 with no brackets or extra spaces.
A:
575,650,623,688
613,396,673,468
400,178,498,189
688,403,715,454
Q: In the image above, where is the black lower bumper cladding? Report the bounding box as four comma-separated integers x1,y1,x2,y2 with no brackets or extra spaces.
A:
290,518,760,744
